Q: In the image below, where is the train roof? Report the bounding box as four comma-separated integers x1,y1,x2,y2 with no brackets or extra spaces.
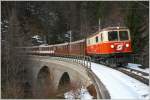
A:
53,39,85,46
20,39,85,48
70,39,85,44
53,42,69,46
102,27,129,31
88,26,129,38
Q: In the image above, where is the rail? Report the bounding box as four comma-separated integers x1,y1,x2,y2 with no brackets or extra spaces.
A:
52,55,92,70
116,67,149,85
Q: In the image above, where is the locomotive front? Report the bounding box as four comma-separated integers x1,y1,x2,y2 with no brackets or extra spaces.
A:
86,27,132,55
106,27,132,54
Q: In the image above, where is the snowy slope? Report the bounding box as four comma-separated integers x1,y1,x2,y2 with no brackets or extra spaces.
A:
91,62,150,99
64,87,93,100
127,63,149,74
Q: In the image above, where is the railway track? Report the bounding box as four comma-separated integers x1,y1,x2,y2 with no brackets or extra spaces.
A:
115,67,149,85
94,58,149,85
123,67,149,76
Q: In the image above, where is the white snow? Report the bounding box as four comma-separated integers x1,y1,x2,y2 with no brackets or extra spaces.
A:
127,63,149,74
91,62,150,99
80,87,93,100
64,87,93,100
32,35,41,39
122,68,149,79
64,90,75,100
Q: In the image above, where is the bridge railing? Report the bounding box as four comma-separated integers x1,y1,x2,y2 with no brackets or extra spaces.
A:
52,55,91,70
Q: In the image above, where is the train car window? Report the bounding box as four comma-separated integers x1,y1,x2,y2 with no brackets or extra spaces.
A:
96,36,99,43
101,33,103,42
108,31,118,41
54,47,56,50
119,31,129,40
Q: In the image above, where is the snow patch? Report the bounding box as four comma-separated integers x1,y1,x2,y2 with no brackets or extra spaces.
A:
64,87,93,100
127,63,149,74
80,87,93,100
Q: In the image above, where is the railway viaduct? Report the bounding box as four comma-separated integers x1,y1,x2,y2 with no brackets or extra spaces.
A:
24,55,109,99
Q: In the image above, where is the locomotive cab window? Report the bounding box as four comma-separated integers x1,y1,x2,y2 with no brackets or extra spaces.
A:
108,31,118,41
119,31,129,41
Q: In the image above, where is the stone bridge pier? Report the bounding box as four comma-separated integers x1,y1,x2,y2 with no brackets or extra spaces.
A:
27,56,94,98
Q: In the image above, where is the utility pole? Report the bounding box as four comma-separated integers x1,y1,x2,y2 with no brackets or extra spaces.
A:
69,30,72,54
99,18,101,32
99,18,101,56
65,30,72,54
43,35,47,44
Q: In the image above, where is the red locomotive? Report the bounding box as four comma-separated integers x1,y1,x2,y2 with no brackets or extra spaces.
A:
25,27,132,63
86,27,132,55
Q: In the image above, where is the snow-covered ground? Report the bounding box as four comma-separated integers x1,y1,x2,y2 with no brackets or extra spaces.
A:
127,63,149,74
91,62,150,99
64,87,93,100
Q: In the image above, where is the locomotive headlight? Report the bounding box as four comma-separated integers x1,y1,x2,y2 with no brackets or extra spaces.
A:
110,45,114,48
126,44,129,47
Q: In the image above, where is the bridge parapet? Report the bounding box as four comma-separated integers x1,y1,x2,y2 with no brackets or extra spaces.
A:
50,55,91,69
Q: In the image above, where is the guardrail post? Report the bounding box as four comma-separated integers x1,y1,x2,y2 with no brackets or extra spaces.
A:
88,57,90,69
51,55,91,71
86,56,91,69
73,56,75,62
79,56,81,64
78,56,80,64
83,56,86,66
75,56,78,63
86,56,88,68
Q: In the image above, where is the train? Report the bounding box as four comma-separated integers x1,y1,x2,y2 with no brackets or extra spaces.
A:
24,26,132,64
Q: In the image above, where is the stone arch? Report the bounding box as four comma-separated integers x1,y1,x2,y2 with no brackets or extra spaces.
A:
36,66,52,98
37,66,51,82
58,72,71,92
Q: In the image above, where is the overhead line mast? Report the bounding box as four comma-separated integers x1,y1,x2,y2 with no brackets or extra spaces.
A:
69,30,72,54
99,18,101,32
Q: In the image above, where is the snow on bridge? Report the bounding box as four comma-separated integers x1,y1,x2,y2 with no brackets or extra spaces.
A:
91,62,149,99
